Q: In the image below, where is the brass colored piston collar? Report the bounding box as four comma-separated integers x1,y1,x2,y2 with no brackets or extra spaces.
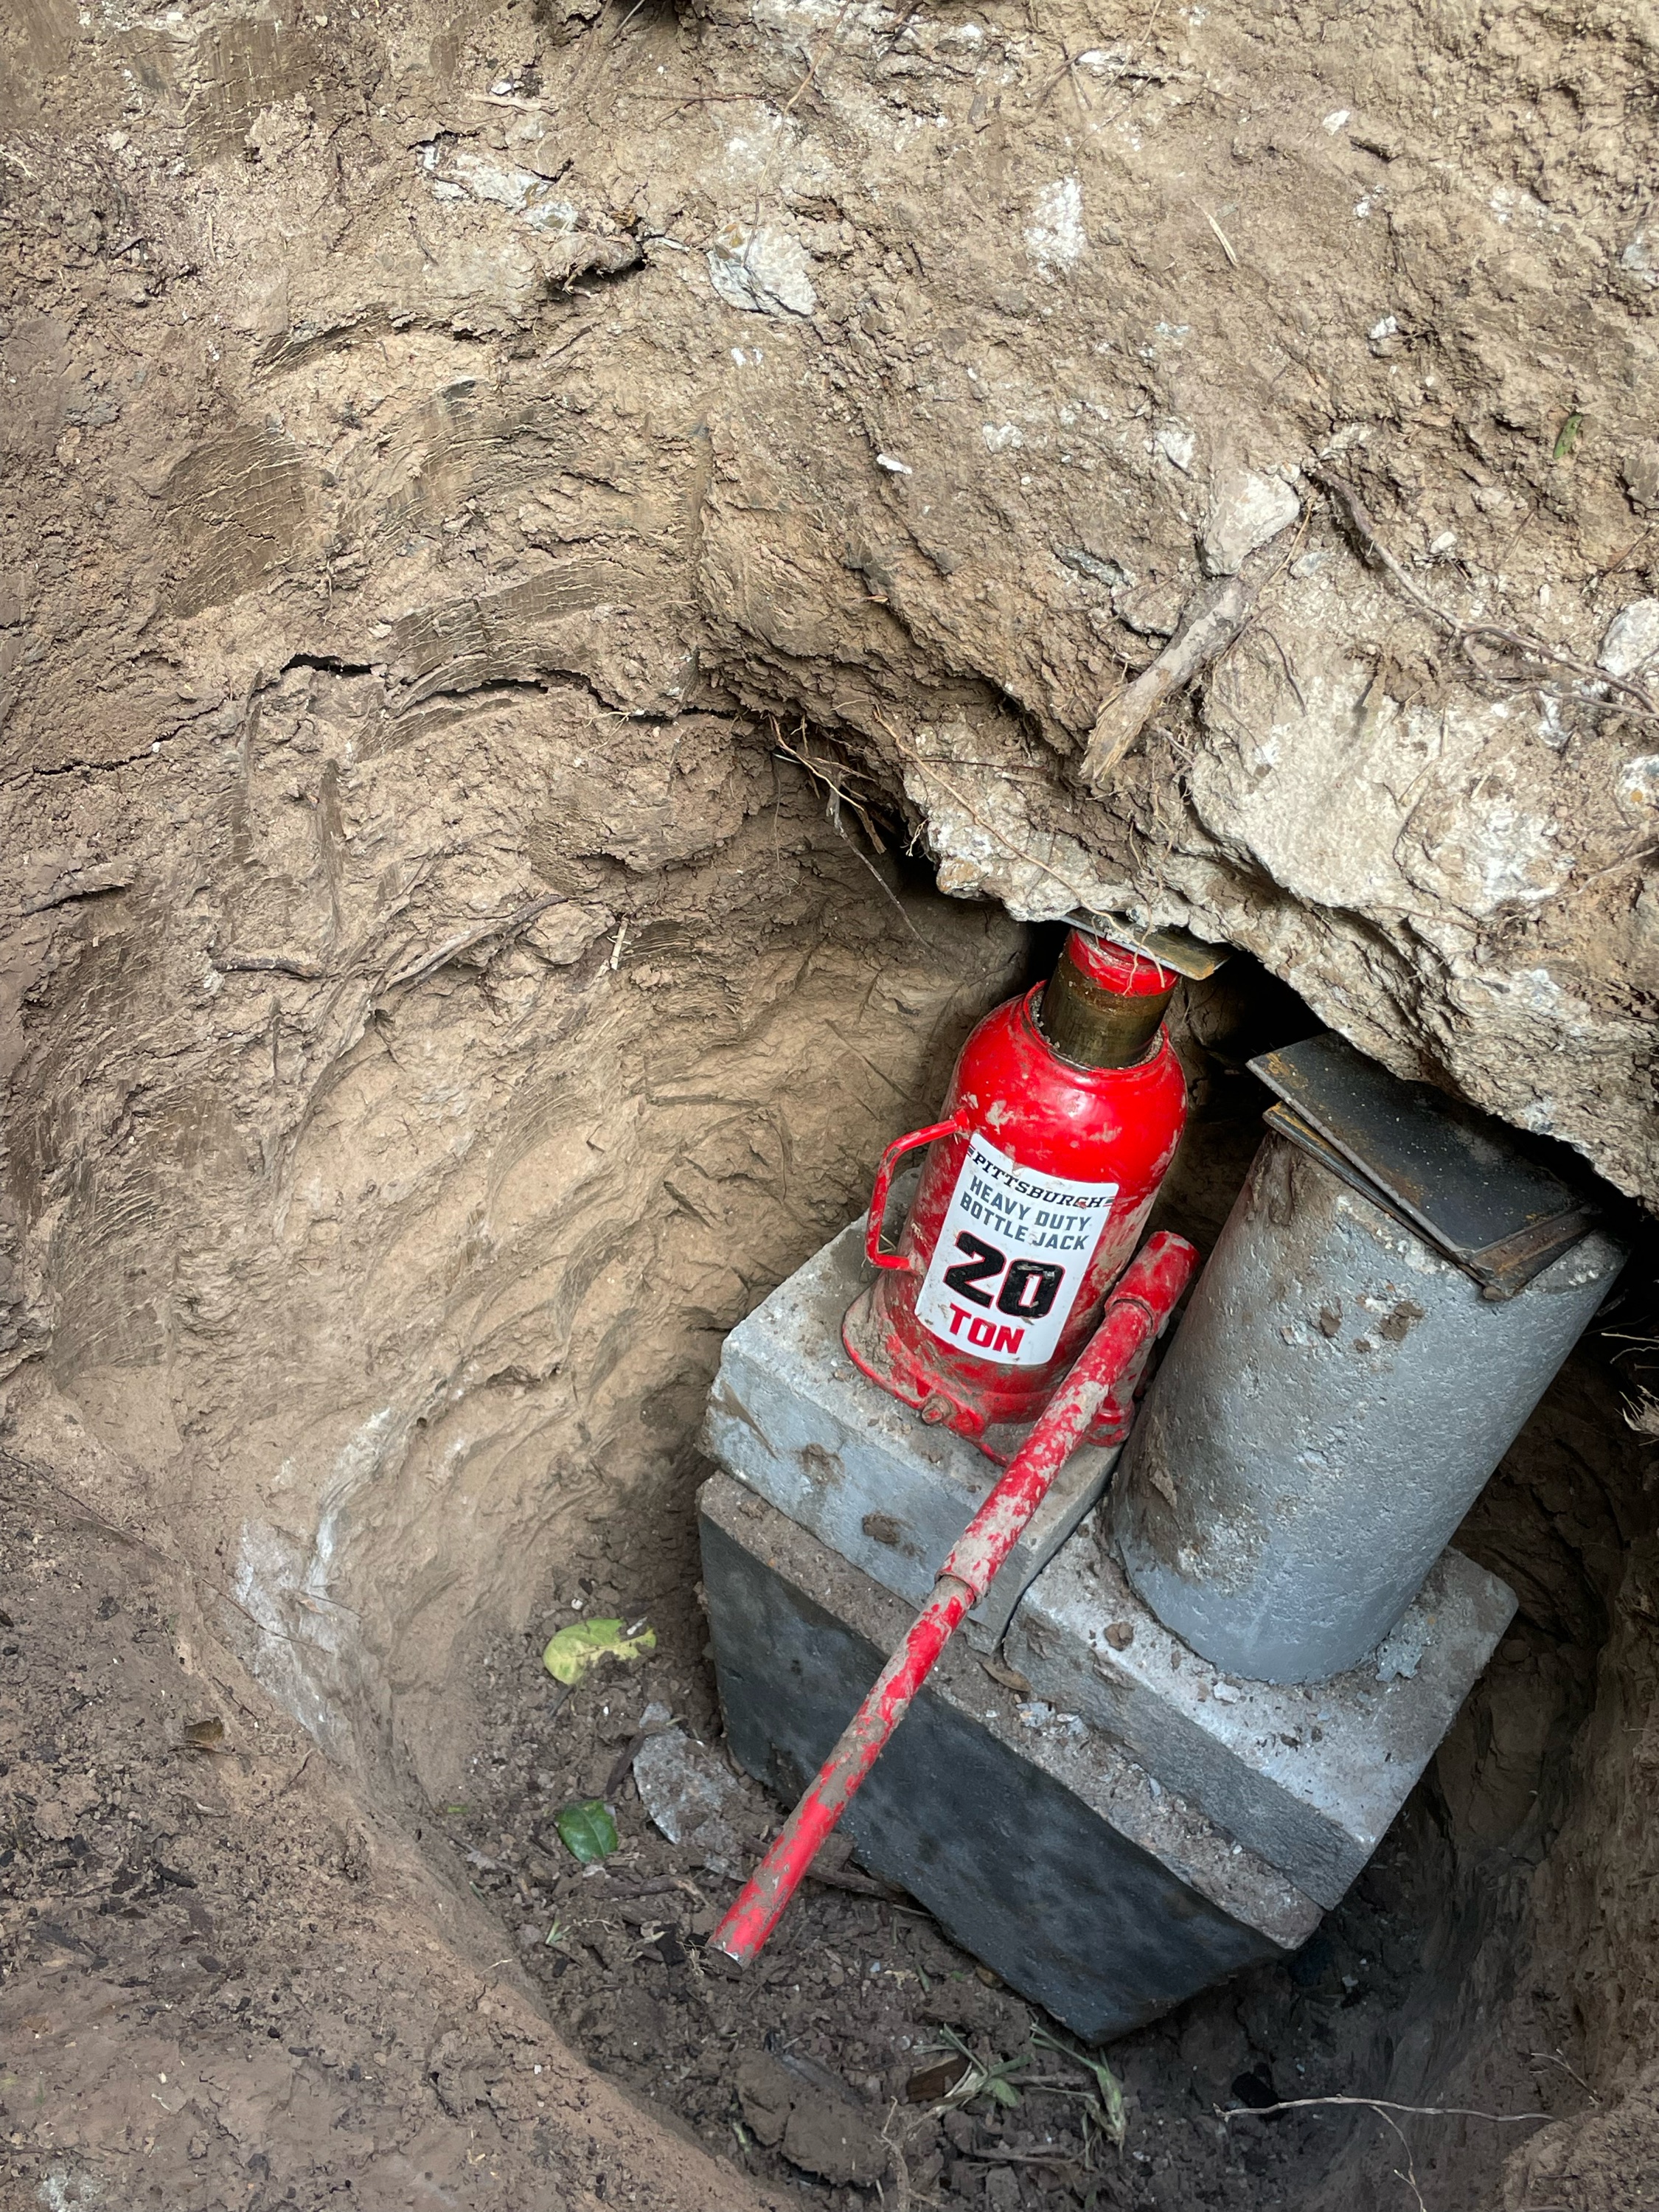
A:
1034,942,1175,1070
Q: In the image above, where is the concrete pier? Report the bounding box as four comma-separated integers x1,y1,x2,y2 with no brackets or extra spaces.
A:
1111,1134,1618,1682
703,1214,1117,1649
1009,1521,1514,1909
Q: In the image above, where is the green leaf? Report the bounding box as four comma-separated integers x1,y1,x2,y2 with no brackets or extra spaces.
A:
936,2027,1027,2111
1553,411,1585,460
1082,2053,1127,2149
1033,2027,1127,2151
542,1617,656,1685
554,1798,618,1864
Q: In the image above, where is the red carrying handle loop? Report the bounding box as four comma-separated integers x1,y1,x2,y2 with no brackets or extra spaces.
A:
865,1119,961,1270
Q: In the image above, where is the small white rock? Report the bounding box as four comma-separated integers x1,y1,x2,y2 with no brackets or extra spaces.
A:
1621,226,1659,288
1202,468,1301,574
1026,175,1088,273
1154,421,1196,473
706,222,816,318
875,453,912,476
1599,599,1659,680
1376,1612,1429,1682
633,1726,746,1878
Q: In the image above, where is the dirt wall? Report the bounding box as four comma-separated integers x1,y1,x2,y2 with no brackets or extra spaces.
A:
4,0,1656,1199
0,1450,787,2211
4,1,1659,2205
4,687,1026,1790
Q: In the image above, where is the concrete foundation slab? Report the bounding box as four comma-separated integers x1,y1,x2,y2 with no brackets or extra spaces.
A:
700,1471,1321,2043
702,1214,1116,1649
1006,1528,1516,1910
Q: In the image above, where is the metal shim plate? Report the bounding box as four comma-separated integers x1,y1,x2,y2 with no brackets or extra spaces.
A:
1251,1034,1598,1297
1066,912,1231,980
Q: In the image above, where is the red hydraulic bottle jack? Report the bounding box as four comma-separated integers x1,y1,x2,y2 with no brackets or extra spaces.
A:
842,925,1189,1458
711,1230,1199,1967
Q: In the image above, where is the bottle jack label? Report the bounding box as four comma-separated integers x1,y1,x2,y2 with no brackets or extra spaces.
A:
914,1132,1119,1368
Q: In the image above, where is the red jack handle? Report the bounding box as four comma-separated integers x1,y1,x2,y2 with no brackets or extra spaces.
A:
709,1229,1200,1967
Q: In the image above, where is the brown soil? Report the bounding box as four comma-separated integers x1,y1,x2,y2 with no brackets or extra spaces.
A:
0,1449,779,2212
5,0,1659,2204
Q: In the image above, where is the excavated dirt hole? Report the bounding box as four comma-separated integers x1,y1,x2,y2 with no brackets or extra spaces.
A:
361,904,1651,2212
7,720,1652,2211
10,0,1659,2187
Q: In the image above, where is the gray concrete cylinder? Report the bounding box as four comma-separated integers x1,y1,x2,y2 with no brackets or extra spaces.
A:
1110,1135,1624,1683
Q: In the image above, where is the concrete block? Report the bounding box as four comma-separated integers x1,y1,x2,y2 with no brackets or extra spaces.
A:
1006,1529,1516,1910
700,1471,1321,2043
702,1214,1116,1649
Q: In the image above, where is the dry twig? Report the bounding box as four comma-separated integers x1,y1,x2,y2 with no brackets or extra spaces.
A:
1222,2091,1549,2123
213,951,326,979
773,724,885,847
375,893,565,997
1222,2088,1551,2212
1529,2049,1599,2105
784,0,860,113
1080,572,1261,790
773,726,929,947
